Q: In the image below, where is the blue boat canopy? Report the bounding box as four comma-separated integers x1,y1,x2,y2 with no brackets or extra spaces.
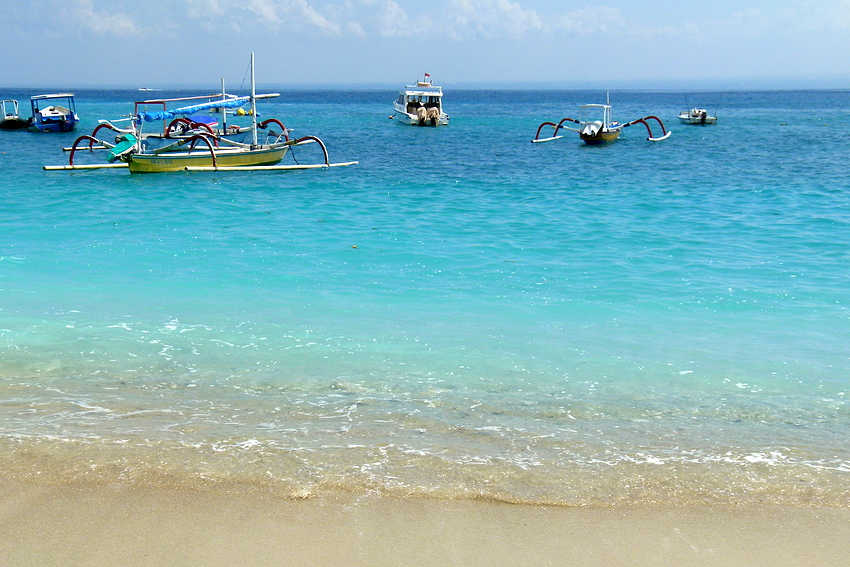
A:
136,96,250,122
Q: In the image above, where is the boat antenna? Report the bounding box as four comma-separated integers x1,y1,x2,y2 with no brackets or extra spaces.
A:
250,52,258,147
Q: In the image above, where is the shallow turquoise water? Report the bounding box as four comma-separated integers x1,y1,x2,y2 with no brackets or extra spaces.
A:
0,88,848,505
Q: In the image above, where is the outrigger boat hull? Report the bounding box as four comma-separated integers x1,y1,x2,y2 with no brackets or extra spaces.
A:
579,128,622,145
581,134,621,144
128,146,289,173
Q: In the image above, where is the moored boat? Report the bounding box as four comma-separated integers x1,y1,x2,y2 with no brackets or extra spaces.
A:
391,74,449,126
532,94,671,145
0,99,29,130
49,53,356,173
28,93,79,132
577,103,623,145
678,108,717,124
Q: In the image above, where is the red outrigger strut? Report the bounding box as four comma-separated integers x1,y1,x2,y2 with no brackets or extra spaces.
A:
258,118,289,141
533,117,580,141
623,116,670,140
68,136,105,166
292,135,329,165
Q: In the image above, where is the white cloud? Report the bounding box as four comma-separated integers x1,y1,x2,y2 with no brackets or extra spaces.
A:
730,7,765,28
67,0,140,36
239,0,342,34
246,0,283,23
375,0,418,37
328,0,424,38
292,0,343,34
28,1,850,57
445,0,545,39
556,6,626,36
184,0,228,18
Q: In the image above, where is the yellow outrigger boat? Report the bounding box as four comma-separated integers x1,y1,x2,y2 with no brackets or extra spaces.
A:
46,53,356,173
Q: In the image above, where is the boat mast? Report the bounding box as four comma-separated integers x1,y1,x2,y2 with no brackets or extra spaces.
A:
221,77,227,133
250,52,258,147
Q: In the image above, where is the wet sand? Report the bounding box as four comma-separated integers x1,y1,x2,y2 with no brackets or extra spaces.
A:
1,478,848,567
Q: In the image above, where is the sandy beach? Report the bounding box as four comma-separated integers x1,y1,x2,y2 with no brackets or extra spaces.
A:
1,478,848,567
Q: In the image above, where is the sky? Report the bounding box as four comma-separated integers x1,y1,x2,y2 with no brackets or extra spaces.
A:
2,0,849,89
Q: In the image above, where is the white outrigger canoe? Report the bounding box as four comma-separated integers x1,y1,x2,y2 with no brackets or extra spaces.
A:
391,75,449,126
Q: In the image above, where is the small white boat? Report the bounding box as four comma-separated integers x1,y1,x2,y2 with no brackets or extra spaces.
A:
678,108,717,125
391,74,448,126
1,99,29,130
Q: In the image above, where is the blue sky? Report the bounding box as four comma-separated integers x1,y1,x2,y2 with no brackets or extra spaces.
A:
3,0,849,88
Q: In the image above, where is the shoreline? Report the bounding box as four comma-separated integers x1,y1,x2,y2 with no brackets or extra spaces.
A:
2,478,849,566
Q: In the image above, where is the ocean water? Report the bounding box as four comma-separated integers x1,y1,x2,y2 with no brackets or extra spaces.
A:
0,88,848,506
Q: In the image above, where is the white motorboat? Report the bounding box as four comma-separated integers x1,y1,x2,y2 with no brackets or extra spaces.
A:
391,74,449,126
678,108,717,125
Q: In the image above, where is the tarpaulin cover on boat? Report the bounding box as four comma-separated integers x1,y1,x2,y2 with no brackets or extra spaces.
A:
136,97,250,122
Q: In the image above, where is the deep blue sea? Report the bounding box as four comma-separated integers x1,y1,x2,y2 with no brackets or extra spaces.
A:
1,88,848,506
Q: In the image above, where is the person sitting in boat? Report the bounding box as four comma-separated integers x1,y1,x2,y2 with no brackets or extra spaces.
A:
407,100,422,115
